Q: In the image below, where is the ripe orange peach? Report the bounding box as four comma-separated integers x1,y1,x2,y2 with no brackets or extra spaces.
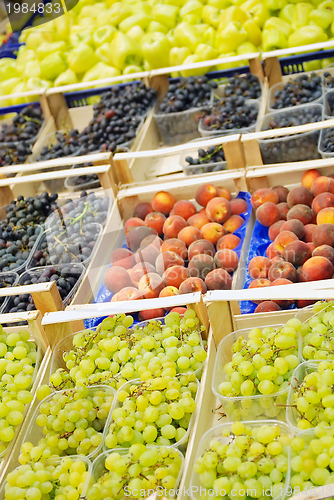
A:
163,215,187,238
135,244,160,267
127,226,158,252
170,307,187,314
172,200,197,220
317,207,334,225
230,198,248,215
124,217,145,235
272,185,289,203
133,202,153,220
312,193,334,215
287,204,314,225
287,186,313,208
139,308,166,321
155,251,184,276
312,223,334,247
117,287,143,301
248,279,271,304
145,212,166,235
223,214,244,233
206,197,232,224
266,242,276,259
255,301,281,313
283,240,312,267
302,256,334,281
179,277,207,294
177,226,202,247
307,242,316,253
214,249,239,272
129,262,156,287
159,286,180,298
273,231,299,257
188,254,215,280
188,212,210,229
277,202,289,220
268,220,285,241
110,248,136,270
162,265,188,288
256,202,280,227
217,186,232,200
152,191,177,214
140,235,162,250
161,238,188,260
104,266,133,294
217,234,241,250
268,261,298,282
138,272,164,299
304,224,317,243
201,222,226,245
251,188,279,210
302,169,321,189
280,219,305,240
188,240,215,260
195,184,218,207
248,256,271,279
205,268,233,290
313,245,334,265
311,176,334,196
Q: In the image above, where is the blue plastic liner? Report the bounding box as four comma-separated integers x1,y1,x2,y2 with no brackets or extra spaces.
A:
84,191,252,329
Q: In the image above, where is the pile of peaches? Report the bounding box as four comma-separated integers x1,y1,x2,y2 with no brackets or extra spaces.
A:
103,183,250,318
247,168,334,313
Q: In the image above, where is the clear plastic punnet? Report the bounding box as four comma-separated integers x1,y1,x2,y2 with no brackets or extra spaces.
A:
189,420,292,500
212,326,302,421
179,142,227,176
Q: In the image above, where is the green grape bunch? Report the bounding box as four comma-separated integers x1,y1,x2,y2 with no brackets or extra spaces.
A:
86,444,183,500
0,326,39,454
299,301,334,361
5,455,90,500
194,422,291,500
50,310,207,391
105,372,198,449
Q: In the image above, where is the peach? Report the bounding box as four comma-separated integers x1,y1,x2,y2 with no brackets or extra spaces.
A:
302,169,321,189
280,219,305,240
138,272,165,299
177,226,202,247
283,240,312,267
127,226,157,252
251,188,279,210
302,256,334,281
110,248,135,270
311,176,334,196
307,242,316,253
214,249,239,272
187,212,210,229
104,266,133,294
145,212,166,235
312,193,334,215
206,197,232,224
205,268,233,290
170,307,187,314
256,202,280,227
268,261,298,282
163,265,188,288
135,244,160,267
230,198,248,215
117,287,143,301
172,200,197,220
312,223,334,247
269,221,285,242
273,231,299,257
152,191,177,214
272,185,289,203
296,299,317,308
248,256,271,279
255,301,281,313
163,215,187,239
139,308,165,321
159,286,180,298
195,184,218,207
124,217,145,235
277,202,289,220
248,278,271,304
217,234,241,250
188,240,215,261
129,262,156,287
155,251,184,276
217,186,232,200
111,293,119,302
140,235,162,250
223,214,244,233
133,202,153,220
266,242,276,259
161,238,188,260
317,207,334,225
287,186,313,208
201,222,226,245
179,277,207,294
287,205,314,225
297,266,307,282
313,245,334,265
304,224,317,243
271,256,284,264
270,278,294,308
188,254,215,280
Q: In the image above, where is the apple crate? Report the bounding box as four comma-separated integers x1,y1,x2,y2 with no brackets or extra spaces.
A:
0,309,49,484
69,170,254,321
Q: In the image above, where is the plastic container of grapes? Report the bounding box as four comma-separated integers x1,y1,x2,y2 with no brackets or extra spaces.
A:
3,224,43,275
153,100,205,146
178,138,227,176
267,71,324,112
132,316,206,379
90,446,184,497
22,384,117,461
211,74,263,103
0,117,46,148
286,360,320,433
198,99,260,138
1,455,93,499
257,103,323,164
0,271,19,313
212,326,302,421
189,420,292,500
25,222,103,269
103,377,199,454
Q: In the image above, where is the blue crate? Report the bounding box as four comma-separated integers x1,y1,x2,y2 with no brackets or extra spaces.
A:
279,48,334,75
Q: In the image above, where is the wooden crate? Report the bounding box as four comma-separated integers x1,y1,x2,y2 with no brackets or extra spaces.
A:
0,309,49,485
70,169,253,312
